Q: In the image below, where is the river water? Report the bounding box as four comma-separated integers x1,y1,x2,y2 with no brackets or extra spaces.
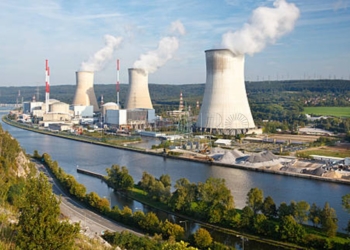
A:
1,109,349,249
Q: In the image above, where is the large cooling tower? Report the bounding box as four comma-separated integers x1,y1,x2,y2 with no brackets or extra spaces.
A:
72,71,99,112
125,68,153,109
196,49,255,135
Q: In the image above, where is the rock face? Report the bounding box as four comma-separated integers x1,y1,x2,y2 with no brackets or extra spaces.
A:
0,127,31,178
14,150,31,177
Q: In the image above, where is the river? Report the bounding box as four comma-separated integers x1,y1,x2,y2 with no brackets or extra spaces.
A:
1,109,349,249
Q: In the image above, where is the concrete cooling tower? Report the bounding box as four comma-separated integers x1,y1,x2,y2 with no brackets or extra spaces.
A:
72,71,99,112
125,68,153,109
196,49,255,135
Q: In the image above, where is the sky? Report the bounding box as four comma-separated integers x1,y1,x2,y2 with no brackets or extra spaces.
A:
0,0,349,87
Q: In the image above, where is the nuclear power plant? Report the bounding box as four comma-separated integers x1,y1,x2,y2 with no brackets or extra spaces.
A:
196,49,255,135
125,68,153,109
72,71,100,112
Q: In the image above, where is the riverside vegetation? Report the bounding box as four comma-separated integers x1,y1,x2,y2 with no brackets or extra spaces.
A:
35,150,350,249
1,118,350,249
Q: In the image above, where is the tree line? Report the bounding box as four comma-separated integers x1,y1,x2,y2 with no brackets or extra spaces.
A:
106,165,350,249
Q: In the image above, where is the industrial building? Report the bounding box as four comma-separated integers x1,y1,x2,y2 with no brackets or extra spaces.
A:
105,108,155,130
196,49,255,135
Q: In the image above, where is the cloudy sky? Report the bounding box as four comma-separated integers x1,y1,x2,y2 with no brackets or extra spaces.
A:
0,0,349,87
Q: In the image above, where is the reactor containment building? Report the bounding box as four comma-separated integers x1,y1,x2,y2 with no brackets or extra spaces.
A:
196,49,255,135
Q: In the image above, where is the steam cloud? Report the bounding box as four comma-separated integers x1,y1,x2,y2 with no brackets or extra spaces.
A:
133,20,185,73
80,34,123,71
221,0,300,55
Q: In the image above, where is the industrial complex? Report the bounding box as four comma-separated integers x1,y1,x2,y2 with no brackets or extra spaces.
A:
18,48,258,135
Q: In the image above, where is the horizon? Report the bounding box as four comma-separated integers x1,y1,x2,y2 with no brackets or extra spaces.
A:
0,0,349,87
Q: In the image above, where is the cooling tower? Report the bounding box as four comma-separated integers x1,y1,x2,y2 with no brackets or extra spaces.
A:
72,71,99,112
125,68,153,109
196,49,255,135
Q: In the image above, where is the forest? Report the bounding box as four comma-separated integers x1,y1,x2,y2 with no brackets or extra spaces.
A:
2,79,350,134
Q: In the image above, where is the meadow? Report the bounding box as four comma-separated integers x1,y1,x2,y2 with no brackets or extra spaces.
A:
303,107,350,117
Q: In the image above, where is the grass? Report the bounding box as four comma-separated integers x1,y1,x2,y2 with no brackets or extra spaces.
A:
303,107,350,117
298,146,350,158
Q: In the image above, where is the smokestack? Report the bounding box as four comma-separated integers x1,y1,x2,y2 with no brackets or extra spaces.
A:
179,92,184,111
45,59,50,113
196,49,255,135
116,59,120,107
72,71,99,112
125,68,153,110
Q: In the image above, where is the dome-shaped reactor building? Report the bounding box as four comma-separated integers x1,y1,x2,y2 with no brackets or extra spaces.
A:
196,49,255,135
125,68,153,110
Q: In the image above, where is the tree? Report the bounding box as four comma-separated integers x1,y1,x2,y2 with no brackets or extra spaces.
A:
309,203,321,228
16,173,79,249
193,228,212,249
262,196,277,219
161,220,185,241
294,200,310,224
160,174,171,188
246,188,263,215
320,202,338,237
106,165,134,191
241,206,254,228
278,215,305,243
343,193,350,235
138,212,160,234
342,194,350,213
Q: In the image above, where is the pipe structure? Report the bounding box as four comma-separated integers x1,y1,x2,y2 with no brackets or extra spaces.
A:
72,71,99,112
125,68,153,109
196,49,255,135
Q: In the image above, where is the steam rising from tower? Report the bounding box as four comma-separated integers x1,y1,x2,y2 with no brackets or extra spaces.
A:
133,20,185,73
80,35,123,72
196,49,255,135
221,0,300,55
125,68,153,109
72,71,99,112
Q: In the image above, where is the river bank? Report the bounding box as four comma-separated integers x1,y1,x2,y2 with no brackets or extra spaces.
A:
2,116,350,186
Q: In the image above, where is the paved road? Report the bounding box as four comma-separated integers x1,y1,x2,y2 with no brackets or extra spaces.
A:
34,160,142,241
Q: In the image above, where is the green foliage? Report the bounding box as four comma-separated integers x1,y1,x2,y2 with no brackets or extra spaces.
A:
309,203,322,228
342,194,350,213
278,215,306,243
16,173,80,249
161,220,185,241
246,187,263,215
320,202,338,237
106,164,134,191
102,230,159,250
262,196,277,219
193,228,212,249
7,180,25,206
241,206,254,229
139,172,172,203
138,212,161,234
294,200,310,224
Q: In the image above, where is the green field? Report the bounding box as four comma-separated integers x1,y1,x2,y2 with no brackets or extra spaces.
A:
303,106,350,117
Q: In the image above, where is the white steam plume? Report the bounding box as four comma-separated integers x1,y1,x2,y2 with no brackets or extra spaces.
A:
222,0,300,55
133,20,185,73
80,34,123,71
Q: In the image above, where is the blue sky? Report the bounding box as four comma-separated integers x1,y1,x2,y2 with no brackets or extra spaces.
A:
0,0,349,87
